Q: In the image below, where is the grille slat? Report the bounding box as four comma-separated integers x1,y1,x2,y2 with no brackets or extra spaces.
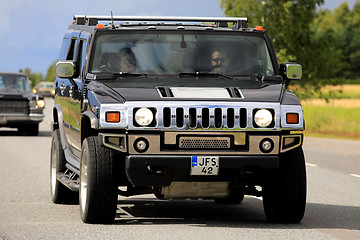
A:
160,106,249,129
0,100,29,114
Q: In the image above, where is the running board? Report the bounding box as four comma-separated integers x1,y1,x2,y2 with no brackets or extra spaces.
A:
56,173,79,192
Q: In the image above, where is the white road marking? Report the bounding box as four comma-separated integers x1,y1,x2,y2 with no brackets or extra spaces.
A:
350,174,360,178
306,163,317,167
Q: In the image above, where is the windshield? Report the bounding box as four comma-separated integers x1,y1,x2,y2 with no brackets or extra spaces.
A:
90,32,275,77
38,82,54,88
0,74,30,92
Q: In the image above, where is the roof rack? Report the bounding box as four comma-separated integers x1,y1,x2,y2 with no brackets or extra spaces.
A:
73,15,248,29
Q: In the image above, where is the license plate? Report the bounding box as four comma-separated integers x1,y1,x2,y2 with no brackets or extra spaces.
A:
190,156,219,175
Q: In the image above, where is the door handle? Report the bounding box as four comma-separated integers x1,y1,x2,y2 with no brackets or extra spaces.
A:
60,82,65,95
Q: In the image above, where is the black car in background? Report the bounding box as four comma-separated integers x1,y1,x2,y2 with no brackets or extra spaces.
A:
0,72,45,135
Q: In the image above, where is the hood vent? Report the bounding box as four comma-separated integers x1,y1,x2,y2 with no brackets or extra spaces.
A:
226,88,244,99
157,87,174,98
157,87,243,99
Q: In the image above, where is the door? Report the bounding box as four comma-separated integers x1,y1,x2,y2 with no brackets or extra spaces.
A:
69,32,90,157
58,32,80,149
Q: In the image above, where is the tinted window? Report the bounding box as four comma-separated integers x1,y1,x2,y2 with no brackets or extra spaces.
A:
90,32,275,76
0,74,30,92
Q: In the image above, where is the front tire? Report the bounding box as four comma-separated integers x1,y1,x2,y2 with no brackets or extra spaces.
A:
262,147,307,223
18,124,39,136
215,187,245,204
80,136,118,224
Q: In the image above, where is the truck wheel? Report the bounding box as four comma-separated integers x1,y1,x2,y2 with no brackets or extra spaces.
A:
18,124,39,136
27,124,39,136
215,187,244,204
262,147,307,223
50,129,78,204
80,136,118,224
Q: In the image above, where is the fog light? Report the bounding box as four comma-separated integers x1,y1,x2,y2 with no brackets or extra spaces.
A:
134,138,149,153
260,138,274,153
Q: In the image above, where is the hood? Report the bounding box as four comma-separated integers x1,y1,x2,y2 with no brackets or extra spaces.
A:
0,88,41,101
0,88,28,99
96,83,284,102
88,79,284,102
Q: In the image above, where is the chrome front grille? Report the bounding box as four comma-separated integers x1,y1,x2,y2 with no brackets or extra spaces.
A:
162,106,247,129
179,136,230,149
99,102,281,130
0,99,29,114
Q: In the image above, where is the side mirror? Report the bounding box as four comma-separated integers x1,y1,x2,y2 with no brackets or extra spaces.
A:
280,63,302,80
56,61,77,78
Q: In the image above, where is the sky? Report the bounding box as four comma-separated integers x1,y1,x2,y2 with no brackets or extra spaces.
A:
0,0,357,77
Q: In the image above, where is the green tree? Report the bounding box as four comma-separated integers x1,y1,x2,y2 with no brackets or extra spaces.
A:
314,1,360,79
44,60,57,82
219,0,341,87
20,68,43,88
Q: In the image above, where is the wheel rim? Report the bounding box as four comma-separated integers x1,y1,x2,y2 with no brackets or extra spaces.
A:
80,149,88,214
50,138,57,196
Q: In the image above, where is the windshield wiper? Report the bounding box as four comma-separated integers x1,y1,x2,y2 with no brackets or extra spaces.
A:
178,72,234,80
113,72,148,77
86,72,147,80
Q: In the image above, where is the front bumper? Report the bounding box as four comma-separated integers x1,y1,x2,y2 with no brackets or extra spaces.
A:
125,155,279,187
0,113,45,126
99,131,302,187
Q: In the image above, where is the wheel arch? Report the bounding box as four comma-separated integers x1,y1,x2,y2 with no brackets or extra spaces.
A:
81,110,99,146
53,104,67,150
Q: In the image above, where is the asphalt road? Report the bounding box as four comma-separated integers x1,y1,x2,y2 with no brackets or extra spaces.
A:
0,98,359,240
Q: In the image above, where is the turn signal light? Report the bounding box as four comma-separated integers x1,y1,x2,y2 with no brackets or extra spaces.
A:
97,24,104,29
106,112,120,123
255,26,264,31
286,113,299,124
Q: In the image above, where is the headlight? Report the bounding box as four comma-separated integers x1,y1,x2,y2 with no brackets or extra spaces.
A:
135,108,154,126
254,109,273,128
36,99,45,108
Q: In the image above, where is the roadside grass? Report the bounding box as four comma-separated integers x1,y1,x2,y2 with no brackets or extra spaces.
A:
311,84,360,99
291,84,360,99
302,100,360,140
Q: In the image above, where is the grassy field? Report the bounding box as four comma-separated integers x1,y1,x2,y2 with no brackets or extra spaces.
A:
299,84,360,140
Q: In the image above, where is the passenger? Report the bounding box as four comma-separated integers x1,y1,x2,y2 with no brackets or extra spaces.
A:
209,49,229,74
118,48,137,72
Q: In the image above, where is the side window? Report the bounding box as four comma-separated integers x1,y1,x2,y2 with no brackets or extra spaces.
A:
66,38,77,60
75,39,87,78
58,38,71,60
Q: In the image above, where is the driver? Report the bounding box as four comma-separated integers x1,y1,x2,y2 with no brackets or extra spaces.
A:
118,47,137,72
210,49,229,74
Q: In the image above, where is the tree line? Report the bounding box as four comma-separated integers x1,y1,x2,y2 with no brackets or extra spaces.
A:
20,60,57,88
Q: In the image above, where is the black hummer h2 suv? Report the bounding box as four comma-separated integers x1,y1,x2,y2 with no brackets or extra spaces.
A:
51,15,306,224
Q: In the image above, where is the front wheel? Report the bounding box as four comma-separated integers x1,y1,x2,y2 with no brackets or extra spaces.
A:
215,187,244,204
262,147,307,223
80,136,118,224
